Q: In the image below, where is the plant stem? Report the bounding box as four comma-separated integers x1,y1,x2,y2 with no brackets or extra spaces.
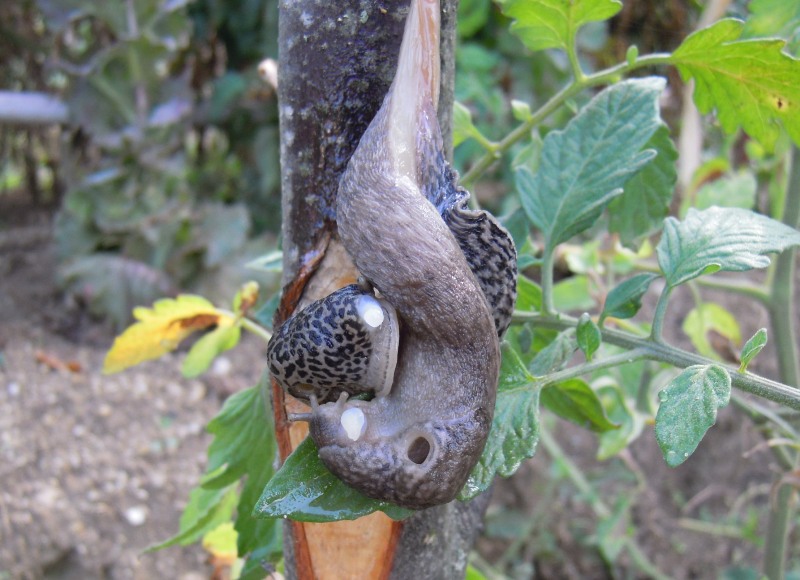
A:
459,53,672,187
541,248,556,315
769,146,800,388
762,145,800,580
216,308,273,344
650,285,672,343
512,311,800,411
240,317,273,344
537,349,648,387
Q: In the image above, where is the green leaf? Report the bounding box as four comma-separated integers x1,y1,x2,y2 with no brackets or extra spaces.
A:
458,0,492,38
657,206,800,288
670,18,800,150
682,303,741,360
739,328,768,372
459,344,541,499
541,379,618,432
743,0,800,51
553,275,596,311
501,0,622,52
201,381,280,564
253,290,282,331
655,365,731,467
576,313,601,360
596,384,645,460
607,125,678,247
517,78,665,248
453,101,480,148
254,436,413,523
600,273,659,322
182,324,241,378
516,274,543,312
529,330,576,376
147,471,238,551
690,171,757,213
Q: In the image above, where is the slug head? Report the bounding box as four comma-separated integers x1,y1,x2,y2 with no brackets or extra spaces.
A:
266,284,400,403
309,394,491,510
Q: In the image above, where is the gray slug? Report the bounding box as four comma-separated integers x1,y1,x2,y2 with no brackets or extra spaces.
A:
267,0,517,510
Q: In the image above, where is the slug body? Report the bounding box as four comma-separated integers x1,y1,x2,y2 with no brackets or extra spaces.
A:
268,0,517,509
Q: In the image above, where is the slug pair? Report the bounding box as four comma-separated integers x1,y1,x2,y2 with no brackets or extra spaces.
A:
267,0,517,510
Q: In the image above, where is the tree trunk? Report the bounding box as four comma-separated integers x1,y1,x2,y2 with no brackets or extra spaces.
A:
274,1,489,578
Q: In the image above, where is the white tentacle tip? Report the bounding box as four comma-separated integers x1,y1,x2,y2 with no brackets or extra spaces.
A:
356,296,385,328
340,407,367,441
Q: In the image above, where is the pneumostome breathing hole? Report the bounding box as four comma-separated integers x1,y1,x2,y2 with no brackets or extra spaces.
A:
407,437,431,464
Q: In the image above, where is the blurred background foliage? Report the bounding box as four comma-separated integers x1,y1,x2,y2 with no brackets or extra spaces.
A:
2,0,800,576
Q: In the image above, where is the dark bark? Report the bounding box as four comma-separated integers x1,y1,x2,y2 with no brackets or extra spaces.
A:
277,1,490,578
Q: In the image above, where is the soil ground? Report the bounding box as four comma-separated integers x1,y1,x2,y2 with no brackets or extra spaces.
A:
0,202,797,579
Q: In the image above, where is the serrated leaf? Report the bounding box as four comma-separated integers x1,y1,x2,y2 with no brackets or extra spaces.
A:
459,345,541,500
740,328,768,372
601,273,659,322
671,18,800,150
453,101,479,147
576,314,601,360
518,78,665,249
656,206,800,288
541,379,618,432
104,295,231,374
254,436,413,523
201,381,280,562
501,0,622,52
655,365,731,467
682,303,741,360
182,323,241,378
608,125,678,247
529,330,576,376
147,469,238,551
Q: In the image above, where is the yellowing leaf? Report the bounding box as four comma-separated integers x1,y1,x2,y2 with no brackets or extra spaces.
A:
103,295,233,374
202,521,239,565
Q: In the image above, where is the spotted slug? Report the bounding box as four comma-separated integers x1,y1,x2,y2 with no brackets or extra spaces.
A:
267,0,517,510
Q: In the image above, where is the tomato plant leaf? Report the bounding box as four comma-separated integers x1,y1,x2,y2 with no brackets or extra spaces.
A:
453,101,483,147
459,344,541,500
576,314,601,360
254,436,413,523
541,378,618,432
600,273,659,322
655,365,731,467
201,382,281,563
147,470,238,551
529,329,576,376
682,303,741,360
657,206,800,288
103,294,232,374
182,324,241,378
671,18,800,150
501,0,622,52
517,78,665,249
607,125,678,248
740,328,768,372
